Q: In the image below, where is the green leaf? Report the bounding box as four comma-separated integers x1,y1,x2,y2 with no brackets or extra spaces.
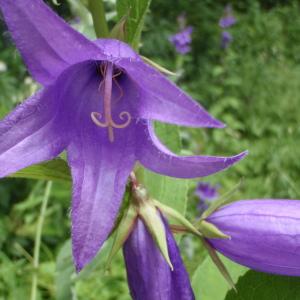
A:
116,0,152,49
56,240,74,300
192,254,248,300
225,271,300,300
139,123,189,214
9,159,71,182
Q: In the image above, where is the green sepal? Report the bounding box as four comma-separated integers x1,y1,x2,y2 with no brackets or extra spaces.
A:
139,201,174,270
201,180,243,219
153,200,201,237
141,56,177,76
106,204,138,269
201,238,237,292
52,0,61,5
197,220,230,239
110,15,128,41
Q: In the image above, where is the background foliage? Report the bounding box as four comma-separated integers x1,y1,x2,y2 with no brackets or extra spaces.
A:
0,0,300,299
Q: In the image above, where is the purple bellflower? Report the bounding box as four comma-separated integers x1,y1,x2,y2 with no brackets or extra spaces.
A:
221,31,233,49
219,4,236,29
123,216,195,300
195,182,219,201
219,5,236,49
195,182,219,214
169,26,193,55
206,199,300,276
0,0,247,271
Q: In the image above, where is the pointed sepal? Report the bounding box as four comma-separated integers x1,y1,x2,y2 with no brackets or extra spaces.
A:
110,15,128,41
201,238,237,292
106,205,138,269
138,201,174,270
197,220,230,239
141,56,177,76
153,200,201,237
201,179,243,219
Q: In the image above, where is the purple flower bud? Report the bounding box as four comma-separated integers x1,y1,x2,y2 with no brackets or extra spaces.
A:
195,182,219,202
195,182,219,214
219,5,236,28
207,199,300,276
123,216,195,300
169,26,193,55
221,31,233,49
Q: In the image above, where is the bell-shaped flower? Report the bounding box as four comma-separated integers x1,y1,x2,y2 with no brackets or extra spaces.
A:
123,216,195,300
206,199,300,276
219,4,236,29
0,0,247,271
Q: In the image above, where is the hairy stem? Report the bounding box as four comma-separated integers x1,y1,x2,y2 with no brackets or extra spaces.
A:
88,0,109,38
30,181,52,300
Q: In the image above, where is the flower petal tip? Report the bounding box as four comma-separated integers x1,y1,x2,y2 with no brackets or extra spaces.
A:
231,150,248,163
74,260,85,273
208,118,226,129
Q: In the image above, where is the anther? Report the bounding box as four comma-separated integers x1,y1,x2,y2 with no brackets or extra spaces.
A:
91,62,132,143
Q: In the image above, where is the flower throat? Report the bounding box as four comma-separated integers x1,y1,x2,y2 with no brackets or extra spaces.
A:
91,62,131,142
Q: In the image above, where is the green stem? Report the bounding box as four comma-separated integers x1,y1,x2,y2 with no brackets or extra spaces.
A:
30,181,52,300
88,0,109,38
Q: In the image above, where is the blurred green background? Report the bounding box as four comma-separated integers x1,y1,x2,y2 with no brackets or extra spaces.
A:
0,0,300,299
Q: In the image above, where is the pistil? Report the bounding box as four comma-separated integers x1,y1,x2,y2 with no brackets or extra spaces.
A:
91,62,131,142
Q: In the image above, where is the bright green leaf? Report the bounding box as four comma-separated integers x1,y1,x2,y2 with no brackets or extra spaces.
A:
225,271,300,300
192,254,248,300
9,159,71,182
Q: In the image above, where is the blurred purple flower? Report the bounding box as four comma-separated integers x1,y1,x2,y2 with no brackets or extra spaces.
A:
195,182,219,213
169,26,193,55
196,182,219,201
207,199,300,276
221,31,233,49
123,215,195,300
219,4,236,28
0,0,247,271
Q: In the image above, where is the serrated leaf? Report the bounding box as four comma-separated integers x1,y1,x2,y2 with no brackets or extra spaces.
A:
116,0,152,49
9,159,71,182
192,254,248,300
225,271,300,300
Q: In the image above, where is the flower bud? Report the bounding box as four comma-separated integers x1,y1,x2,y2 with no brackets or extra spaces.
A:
123,215,195,300
206,199,300,276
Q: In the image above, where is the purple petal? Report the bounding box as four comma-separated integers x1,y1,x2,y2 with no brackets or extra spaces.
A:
0,88,68,178
123,217,195,300
221,31,233,49
136,121,247,178
118,59,224,128
59,62,136,271
93,39,141,61
0,0,104,85
68,136,135,271
207,199,300,276
219,16,236,28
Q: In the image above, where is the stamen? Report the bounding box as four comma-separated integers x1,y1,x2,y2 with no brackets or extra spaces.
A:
91,62,132,142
